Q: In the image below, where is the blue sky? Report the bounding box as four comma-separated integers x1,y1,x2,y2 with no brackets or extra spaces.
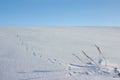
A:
0,0,120,27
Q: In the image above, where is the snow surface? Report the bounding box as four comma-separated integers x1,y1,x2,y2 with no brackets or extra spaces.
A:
0,27,120,80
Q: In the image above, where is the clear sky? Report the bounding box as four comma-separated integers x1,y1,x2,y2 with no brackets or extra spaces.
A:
0,0,120,27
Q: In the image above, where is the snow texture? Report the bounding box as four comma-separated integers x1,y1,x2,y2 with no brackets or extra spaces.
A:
0,27,120,80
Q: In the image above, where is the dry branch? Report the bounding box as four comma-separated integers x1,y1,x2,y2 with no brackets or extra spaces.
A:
95,44,107,66
82,50,99,68
72,53,85,64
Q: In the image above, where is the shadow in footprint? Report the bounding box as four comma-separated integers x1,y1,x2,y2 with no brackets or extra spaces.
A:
32,70,55,73
19,77,42,80
17,71,27,74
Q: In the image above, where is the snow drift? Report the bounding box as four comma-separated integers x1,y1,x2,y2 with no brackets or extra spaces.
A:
0,27,120,80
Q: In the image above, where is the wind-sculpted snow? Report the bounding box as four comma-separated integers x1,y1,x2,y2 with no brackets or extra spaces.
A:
0,27,120,80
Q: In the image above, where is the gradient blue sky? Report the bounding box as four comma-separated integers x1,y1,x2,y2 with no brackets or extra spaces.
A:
0,0,120,27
